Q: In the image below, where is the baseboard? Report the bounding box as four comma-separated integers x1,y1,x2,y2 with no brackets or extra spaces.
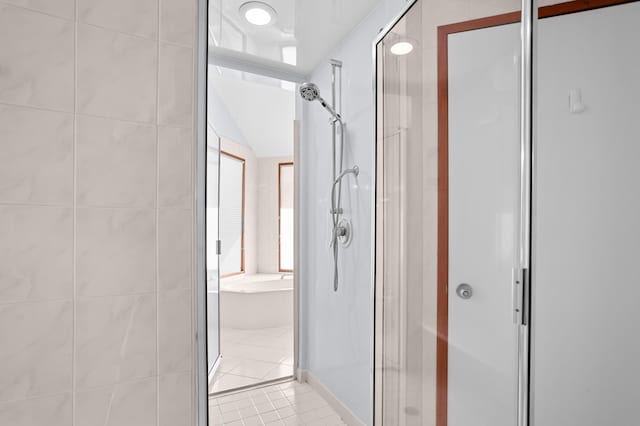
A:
298,369,366,426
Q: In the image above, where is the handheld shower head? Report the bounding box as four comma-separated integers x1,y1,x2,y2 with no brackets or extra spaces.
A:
299,82,320,102
299,82,341,121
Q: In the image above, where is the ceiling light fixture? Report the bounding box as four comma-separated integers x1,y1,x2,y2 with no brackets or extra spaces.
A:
390,41,414,56
240,1,277,26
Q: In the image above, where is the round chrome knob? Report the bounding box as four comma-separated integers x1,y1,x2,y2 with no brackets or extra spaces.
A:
456,283,473,300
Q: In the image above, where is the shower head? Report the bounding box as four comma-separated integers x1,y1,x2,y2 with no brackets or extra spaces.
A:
299,82,320,102
299,82,341,121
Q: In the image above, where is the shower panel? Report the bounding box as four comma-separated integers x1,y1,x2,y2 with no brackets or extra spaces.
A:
374,0,528,425
300,62,359,291
375,1,640,425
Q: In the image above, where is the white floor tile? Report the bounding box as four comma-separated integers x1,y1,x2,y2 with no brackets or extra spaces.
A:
208,381,345,426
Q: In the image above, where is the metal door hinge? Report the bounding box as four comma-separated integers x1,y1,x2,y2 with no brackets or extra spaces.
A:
216,240,222,255
513,268,530,325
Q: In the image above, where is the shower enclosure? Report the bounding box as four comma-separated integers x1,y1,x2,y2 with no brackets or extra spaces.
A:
375,0,640,425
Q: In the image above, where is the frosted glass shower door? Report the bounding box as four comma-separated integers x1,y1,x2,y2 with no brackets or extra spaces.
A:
532,2,640,424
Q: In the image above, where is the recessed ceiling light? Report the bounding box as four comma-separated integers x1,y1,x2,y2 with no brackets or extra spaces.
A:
390,41,414,56
240,1,277,26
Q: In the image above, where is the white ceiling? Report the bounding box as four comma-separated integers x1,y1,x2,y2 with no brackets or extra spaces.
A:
209,0,382,75
208,69,295,158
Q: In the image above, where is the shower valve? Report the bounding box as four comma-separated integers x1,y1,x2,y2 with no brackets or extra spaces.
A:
335,226,348,237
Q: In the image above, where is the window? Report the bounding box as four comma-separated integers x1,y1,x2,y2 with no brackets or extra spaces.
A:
220,151,245,277
279,163,294,272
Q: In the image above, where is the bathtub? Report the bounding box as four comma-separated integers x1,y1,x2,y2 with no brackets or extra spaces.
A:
219,273,293,329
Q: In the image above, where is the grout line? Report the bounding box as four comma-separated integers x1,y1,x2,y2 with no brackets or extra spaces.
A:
0,1,73,21
155,2,161,426
0,202,191,211
0,101,191,130
0,297,74,307
72,0,78,424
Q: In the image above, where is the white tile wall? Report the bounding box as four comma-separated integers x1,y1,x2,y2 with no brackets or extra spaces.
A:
77,23,157,123
158,209,193,291
78,0,158,39
75,377,158,426
75,294,157,389
159,372,193,426
158,126,193,208
76,115,157,208
158,43,194,127
0,106,74,205
158,288,192,374
0,205,73,303
0,1,197,425
0,300,73,401
76,208,156,297
0,5,74,111
160,0,195,46
0,393,72,426
0,0,74,19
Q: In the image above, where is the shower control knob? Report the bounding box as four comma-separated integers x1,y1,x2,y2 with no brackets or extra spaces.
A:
456,283,473,300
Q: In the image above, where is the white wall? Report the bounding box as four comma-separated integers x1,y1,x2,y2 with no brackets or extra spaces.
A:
298,0,407,423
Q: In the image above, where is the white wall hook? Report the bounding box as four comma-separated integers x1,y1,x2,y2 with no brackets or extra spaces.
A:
569,88,587,113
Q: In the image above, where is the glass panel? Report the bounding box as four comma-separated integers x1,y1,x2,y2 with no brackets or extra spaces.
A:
219,152,245,276
207,130,220,376
375,0,523,425
279,163,294,272
532,1,640,424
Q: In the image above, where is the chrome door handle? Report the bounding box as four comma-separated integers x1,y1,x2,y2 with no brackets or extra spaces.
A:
456,283,473,299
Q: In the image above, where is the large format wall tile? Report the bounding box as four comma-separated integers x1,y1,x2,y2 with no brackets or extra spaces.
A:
0,393,72,426
158,209,192,291
160,0,194,46
75,294,156,389
77,115,157,208
77,208,155,296
158,126,192,208
159,372,192,426
158,43,193,127
0,5,73,111
0,300,72,402
78,0,158,39
77,24,157,123
0,206,73,303
158,289,192,374
75,377,156,426
0,0,74,19
0,105,73,205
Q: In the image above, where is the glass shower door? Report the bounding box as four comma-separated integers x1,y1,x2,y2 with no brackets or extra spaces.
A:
207,129,221,378
374,0,525,425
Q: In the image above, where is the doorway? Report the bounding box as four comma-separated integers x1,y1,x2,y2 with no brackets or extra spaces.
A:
206,66,298,395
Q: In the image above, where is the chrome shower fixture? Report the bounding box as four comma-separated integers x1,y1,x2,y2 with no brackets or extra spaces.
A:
299,65,358,292
299,82,342,122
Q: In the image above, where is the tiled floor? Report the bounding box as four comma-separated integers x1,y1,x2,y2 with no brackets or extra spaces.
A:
211,326,294,394
209,381,347,425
